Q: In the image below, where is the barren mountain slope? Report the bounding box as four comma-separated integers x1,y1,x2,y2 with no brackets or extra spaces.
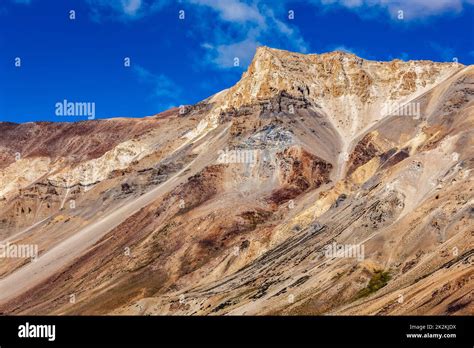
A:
0,47,472,315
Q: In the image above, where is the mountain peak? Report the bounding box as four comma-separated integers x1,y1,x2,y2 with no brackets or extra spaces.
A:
220,46,462,139
1,43,472,317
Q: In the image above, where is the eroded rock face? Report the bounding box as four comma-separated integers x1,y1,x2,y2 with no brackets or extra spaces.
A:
347,132,386,175
267,146,332,205
0,47,472,316
221,47,460,139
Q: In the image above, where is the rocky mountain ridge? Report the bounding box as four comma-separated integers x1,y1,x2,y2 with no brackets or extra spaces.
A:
0,47,472,315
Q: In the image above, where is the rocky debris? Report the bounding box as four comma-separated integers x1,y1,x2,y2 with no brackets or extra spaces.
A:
331,194,347,208
244,124,295,149
347,133,384,175
0,47,472,317
267,146,332,205
222,47,461,139
308,221,325,234
0,118,162,169
380,148,410,169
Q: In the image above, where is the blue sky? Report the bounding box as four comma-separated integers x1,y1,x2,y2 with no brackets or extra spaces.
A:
1,0,473,123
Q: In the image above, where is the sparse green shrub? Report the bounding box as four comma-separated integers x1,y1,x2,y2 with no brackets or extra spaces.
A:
356,270,391,299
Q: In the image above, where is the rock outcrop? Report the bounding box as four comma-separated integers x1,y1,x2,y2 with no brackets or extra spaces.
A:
0,47,472,316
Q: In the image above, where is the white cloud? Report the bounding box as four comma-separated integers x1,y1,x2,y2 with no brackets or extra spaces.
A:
263,5,308,53
121,0,142,16
195,1,309,70
82,0,309,70
324,44,374,59
203,38,260,68
188,0,264,24
86,0,169,21
82,0,471,72
315,0,474,21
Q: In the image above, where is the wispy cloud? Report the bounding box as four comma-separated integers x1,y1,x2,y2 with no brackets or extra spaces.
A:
86,0,169,22
324,44,375,59
192,0,309,70
121,0,142,16
314,0,474,21
79,0,472,70
188,0,264,24
202,37,260,69
133,65,182,110
429,42,457,62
